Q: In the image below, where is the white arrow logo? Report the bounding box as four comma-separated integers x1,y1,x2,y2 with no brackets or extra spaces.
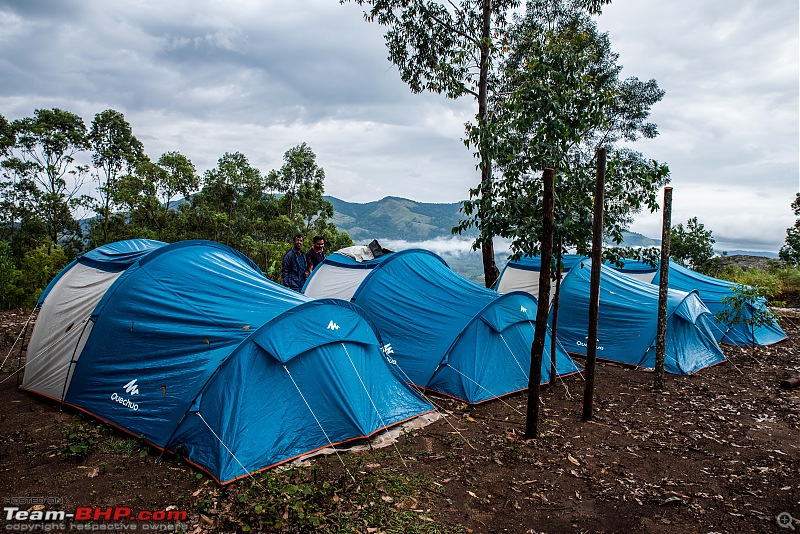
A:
327,321,340,331
520,306,527,313
123,379,139,395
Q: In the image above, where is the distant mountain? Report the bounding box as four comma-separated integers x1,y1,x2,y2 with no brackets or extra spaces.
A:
327,195,656,248
722,250,778,259
327,196,474,241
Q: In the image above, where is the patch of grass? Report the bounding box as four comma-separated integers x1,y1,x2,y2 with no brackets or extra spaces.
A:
717,263,800,306
60,421,98,461
99,436,141,455
209,463,464,533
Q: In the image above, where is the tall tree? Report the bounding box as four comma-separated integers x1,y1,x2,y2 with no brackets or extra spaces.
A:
134,151,200,240
265,143,343,241
266,143,326,220
345,0,612,287
89,110,144,244
0,114,44,255
0,114,14,157
670,216,715,271
0,158,41,246
191,152,264,246
456,0,668,262
11,108,89,252
779,193,800,266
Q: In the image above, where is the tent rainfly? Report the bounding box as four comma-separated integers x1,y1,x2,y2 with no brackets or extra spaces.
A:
304,249,581,404
22,239,433,484
498,255,785,348
552,261,726,375
652,260,786,346
495,254,659,295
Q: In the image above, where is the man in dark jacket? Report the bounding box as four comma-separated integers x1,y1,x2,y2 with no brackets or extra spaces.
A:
305,235,326,277
282,234,307,291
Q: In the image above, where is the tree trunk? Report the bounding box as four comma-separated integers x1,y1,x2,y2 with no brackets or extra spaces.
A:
478,0,498,288
582,148,606,422
525,168,555,439
654,186,672,390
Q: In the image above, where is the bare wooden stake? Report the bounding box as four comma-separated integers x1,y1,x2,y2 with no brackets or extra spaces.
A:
525,168,555,439
582,147,606,422
654,187,673,390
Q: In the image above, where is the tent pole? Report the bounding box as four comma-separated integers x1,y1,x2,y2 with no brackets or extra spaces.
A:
59,319,92,408
550,237,563,385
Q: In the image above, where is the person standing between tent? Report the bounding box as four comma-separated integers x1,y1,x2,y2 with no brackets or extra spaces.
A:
305,235,326,277
282,234,307,291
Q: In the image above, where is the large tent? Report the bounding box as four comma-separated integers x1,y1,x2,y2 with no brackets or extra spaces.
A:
553,261,726,374
21,239,433,484
653,260,786,346
496,254,660,295
304,249,581,403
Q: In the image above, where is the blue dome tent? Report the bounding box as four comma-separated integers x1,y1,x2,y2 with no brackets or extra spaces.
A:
304,249,581,404
553,261,726,375
495,254,659,295
652,260,786,346
22,240,433,484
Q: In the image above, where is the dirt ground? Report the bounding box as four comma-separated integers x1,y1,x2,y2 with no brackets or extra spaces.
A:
0,308,798,533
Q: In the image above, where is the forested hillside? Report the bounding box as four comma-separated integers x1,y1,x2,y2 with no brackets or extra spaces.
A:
328,195,659,246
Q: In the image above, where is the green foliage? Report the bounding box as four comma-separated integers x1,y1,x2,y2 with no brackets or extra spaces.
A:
0,241,16,309
670,217,715,271
456,0,668,260
266,143,325,220
186,151,264,247
779,193,800,266
60,421,98,461
714,283,779,350
715,264,780,298
0,113,14,156
99,436,143,455
0,108,372,306
215,465,458,533
603,245,660,268
0,241,68,309
10,108,90,249
345,0,530,285
88,109,145,246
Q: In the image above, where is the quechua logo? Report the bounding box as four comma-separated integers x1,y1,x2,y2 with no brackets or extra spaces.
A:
111,379,140,411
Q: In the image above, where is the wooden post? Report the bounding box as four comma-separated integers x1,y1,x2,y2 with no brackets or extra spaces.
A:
549,236,563,384
525,168,555,439
582,148,606,422
654,187,673,390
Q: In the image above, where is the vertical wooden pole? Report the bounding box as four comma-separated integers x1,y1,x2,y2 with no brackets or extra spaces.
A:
525,168,555,439
549,236,563,384
582,148,606,422
654,187,673,390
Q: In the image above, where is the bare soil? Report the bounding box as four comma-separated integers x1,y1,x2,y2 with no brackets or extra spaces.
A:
0,309,798,533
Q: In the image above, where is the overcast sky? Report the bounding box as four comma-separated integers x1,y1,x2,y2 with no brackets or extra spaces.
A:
1,0,797,252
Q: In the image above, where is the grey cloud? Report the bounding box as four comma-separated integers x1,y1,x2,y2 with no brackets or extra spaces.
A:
0,0,796,252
